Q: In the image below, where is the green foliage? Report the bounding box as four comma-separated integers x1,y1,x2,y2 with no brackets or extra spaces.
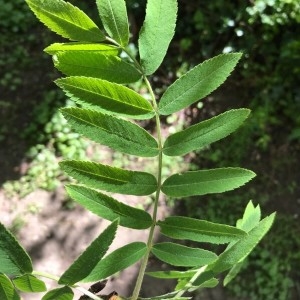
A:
0,0,276,299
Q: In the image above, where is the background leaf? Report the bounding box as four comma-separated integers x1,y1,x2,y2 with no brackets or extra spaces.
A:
163,109,250,156
60,160,157,196
82,242,147,282
161,168,256,197
12,274,46,293
96,0,129,46
158,53,242,115
158,216,246,244
59,219,118,285
57,77,153,119
0,223,32,276
65,185,153,229
151,242,217,267
138,0,177,75
42,286,73,300
54,53,141,84
0,274,20,300
60,107,159,157
26,0,105,42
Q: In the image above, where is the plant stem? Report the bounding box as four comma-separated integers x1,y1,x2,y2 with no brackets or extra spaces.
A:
131,77,163,300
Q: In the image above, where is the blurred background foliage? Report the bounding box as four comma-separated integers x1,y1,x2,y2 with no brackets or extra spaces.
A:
0,0,299,299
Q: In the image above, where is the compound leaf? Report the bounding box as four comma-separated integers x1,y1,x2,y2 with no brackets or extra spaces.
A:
0,223,32,276
60,160,157,196
12,274,46,293
59,220,118,285
82,242,147,282
161,168,256,197
158,216,247,244
65,185,153,229
25,0,105,42
42,286,73,300
60,107,159,157
151,242,217,267
146,270,197,279
57,77,153,119
96,0,129,46
163,109,250,156
159,53,242,115
0,274,20,300
138,0,177,75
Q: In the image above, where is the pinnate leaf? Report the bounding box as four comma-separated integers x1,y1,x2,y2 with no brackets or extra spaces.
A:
0,223,32,276
59,220,118,285
161,168,256,197
138,0,177,75
65,185,152,229
96,0,129,46
60,160,157,196
42,286,73,300
0,274,20,300
57,77,153,119
25,0,105,42
60,107,159,157
163,109,250,156
146,270,197,279
151,242,217,267
82,242,147,282
159,53,242,115
12,274,46,293
158,216,247,244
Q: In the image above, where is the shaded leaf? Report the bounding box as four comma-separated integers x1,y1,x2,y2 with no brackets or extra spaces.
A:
60,160,157,196
82,242,147,282
163,109,250,156
60,107,159,157
161,168,256,197
12,274,46,293
146,270,196,279
45,42,120,55
42,286,73,300
159,53,242,115
57,77,153,119
25,0,105,42
65,185,152,229
139,291,191,300
0,223,32,276
158,216,247,244
59,220,118,285
138,0,177,75
223,260,245,286
189,278,219,292
151,242,217,267
96,0,129,46
54,53,141,84
0,274,20,300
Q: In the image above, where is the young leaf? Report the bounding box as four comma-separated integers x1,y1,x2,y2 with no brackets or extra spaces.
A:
45,43,120,55
12,274,46,293
60,160,157,195
208,213,276,274
146,270,197,279
159,53,242,115
0,223,32,276
188,278,219,291
96,0,129,46
158,216,247,244
236,200,261,232
42,286,73,300
54,53,141,84
65,185,153,229
223,260,245,286
151,242,217,267
138,0,177,75
82,242,147,282
25,0,105,42
0,274,20,300
56,77,153,119
161,168,256,197
163,109,250,156
59,219,118,285
60,107,159,157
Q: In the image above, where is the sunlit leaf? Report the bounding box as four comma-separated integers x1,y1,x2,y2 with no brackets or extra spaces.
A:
42,286,73,300
163,109,250,156
65,185,153,229
25,0,105,42
82,242,147,282
0,274,20,300
159,53,242,115
161,168,256,197
12,274,46,293
236,200,261,232
59,220,118,285
60,107,159,157
138,0,177,75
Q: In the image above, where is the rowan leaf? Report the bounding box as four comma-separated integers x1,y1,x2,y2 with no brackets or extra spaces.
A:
41,286,73,300
159,53,242,115
146,270,197,279
12,275,46,293
0,274,20,300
